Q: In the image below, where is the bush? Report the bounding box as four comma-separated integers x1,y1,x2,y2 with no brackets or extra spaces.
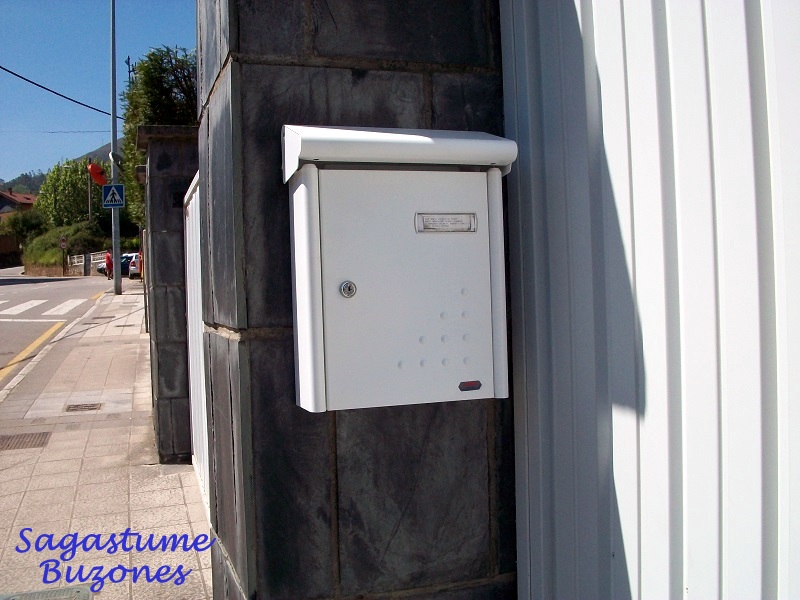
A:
0,208,49,248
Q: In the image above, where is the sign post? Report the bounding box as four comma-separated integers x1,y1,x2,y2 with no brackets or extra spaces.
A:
60,235,67,276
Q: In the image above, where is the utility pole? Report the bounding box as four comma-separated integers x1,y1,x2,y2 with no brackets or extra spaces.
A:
110,0,121,294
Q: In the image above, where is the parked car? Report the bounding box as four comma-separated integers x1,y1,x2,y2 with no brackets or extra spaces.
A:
128,253,142,279
96,253,134,277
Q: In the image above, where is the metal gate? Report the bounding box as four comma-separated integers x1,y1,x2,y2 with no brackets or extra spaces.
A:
184,172,210,518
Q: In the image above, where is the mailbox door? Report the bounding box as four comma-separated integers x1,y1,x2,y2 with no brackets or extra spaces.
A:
318,169,495,410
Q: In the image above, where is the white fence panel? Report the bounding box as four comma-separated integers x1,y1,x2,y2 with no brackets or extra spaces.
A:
184,172,210,519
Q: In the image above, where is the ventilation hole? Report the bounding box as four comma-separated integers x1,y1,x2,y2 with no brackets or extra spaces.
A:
65,403,102,412
0,432,51,451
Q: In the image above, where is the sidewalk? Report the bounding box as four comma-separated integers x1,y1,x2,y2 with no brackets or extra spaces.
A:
0,283,212,599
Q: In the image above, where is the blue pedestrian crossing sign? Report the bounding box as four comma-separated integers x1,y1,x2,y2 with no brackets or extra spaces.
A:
102,184,125,208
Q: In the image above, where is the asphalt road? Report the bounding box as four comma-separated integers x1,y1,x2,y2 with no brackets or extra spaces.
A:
0,268,112,387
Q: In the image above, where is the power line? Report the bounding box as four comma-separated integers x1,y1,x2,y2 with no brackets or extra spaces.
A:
0,63,123,120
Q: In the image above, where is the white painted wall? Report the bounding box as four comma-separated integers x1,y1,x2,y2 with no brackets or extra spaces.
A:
501,0,800,597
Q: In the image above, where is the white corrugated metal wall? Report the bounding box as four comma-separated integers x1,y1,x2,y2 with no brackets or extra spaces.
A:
500,0,800,598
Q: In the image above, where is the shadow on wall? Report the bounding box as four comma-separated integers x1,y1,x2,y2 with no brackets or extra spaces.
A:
505,0,653,598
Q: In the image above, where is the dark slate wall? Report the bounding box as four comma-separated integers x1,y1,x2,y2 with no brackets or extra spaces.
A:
197,1,515,598
138,127,198,464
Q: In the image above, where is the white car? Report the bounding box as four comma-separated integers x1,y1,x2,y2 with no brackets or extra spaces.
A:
128,253,142,279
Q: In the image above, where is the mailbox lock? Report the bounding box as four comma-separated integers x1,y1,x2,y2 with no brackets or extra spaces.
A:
340,281,357,298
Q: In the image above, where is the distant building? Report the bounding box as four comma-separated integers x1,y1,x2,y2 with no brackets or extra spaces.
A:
0,188,36,222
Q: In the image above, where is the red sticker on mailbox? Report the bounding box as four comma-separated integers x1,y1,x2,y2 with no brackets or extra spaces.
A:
459,380,482,392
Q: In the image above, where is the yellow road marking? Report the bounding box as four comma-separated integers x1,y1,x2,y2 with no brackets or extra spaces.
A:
0,321,64,384
91,291,105,300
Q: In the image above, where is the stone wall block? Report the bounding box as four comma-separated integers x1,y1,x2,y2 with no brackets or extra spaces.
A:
169,396,192,457
198,0,234,106
150,140,200,176
154,397,175,456
312,0,491,66
151,286,188,343
155,342,189,399
150,231,186,287
239,64,426,328
432,72,505,135
248,334,335,599
207,69,243,327
208,331,241,569
239,0,305,57
199,117,215,324
337,401,491,594
146,176,191,233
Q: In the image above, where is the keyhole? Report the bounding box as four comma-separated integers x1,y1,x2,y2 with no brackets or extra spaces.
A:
340,281,357,298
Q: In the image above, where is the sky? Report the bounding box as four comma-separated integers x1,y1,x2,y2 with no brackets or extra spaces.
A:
0,0,196,183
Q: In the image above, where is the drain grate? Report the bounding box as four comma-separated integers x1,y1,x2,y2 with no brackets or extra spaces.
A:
0,432,51,451
65,403,102,412
0,586,93,599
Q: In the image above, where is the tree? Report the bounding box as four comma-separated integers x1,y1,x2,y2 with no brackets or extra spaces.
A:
121,46,197,225
0,207,48,249
36,159,111,229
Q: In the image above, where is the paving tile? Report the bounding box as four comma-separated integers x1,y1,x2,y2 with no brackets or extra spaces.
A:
185,503,207,524
129,488,184,511
188,520,210,540
24,487,75,506
0,451,39,468
88,429,130,443
32,458,82,476
129,466,183,493
47,431,89,448
0,462,35,482
71,512,129,535
201,567,212,591
15,501,73,525
0,476,29,498
79,467,130,485
0,492,25,513
75,480,129,501
130,506,189,530
73,494,129,518
27,470,80,490
38,447,85,462
83,444,130,458
82,455,129,471
181,484,203,506
53,422,94,432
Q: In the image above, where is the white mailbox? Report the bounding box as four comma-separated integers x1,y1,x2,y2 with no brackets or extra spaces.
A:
282,125,517,412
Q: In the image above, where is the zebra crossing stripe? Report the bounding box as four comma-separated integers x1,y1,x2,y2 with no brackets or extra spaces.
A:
42,299,86,316
0,300,47,315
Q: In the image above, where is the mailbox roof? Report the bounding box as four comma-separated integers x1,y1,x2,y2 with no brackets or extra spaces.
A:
282,125,518,183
